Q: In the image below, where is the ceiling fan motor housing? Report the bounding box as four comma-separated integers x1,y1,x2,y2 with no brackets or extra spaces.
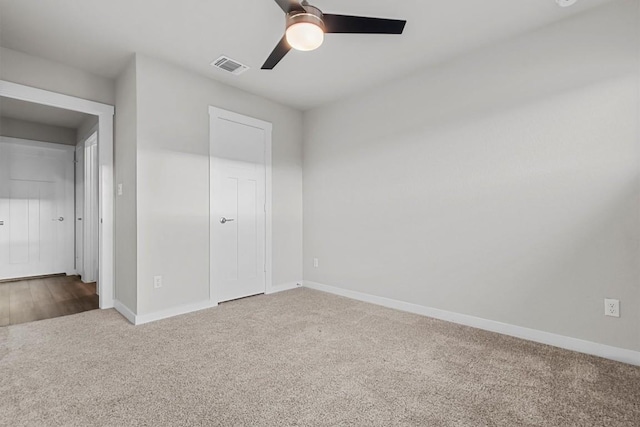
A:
286,5,325,32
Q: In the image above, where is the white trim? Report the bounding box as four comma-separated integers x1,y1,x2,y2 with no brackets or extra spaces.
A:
97,114,114,308
0,80,114,116
208,106,273,303
134,300,218,326
265,281,301,295
303,280,640,366
114,299,136,324
82,135,99,283
77,121,99,146
74,144,84,279
0,80,116,309
265,128,273,295
0,136,75,151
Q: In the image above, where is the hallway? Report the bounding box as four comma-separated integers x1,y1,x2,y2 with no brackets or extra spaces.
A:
0,275,98,326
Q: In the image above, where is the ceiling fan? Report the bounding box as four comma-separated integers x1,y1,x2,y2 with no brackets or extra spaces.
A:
262,0,407,70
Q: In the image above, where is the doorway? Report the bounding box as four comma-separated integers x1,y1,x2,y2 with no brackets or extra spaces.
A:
209,107,273,303
0,80,114,309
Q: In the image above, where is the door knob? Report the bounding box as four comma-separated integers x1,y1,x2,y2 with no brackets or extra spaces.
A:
58,217,64,222
220,217,235,224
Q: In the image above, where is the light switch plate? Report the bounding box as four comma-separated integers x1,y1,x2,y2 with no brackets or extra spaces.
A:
154,275,162,289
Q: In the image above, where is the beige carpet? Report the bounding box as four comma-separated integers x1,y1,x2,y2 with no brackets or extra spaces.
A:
1,288,639,426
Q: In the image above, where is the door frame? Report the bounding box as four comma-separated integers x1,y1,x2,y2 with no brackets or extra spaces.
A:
82,132,99,284
0,80,115,309
208,106,273,304
74,143,84,278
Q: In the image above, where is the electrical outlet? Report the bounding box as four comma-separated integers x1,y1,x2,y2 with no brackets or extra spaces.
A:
153,275,162,289
604,298,620,318
117,183,123,196
313,258,319,268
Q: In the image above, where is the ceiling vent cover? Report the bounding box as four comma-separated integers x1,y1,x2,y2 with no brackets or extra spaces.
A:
211,56,250,75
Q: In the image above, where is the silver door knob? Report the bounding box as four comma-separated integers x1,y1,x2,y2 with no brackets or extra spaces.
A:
58,217,64,222
220,217,235,224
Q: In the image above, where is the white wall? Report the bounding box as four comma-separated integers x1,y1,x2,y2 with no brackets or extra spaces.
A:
134,54,303,316
0,116,76,145
114,57,138,312
303,0,640,352
0,47,115,105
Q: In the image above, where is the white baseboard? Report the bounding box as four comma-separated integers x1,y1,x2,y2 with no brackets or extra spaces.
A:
266,281,302,295
303,280,640,366
135,299,218,325
113,281,303,326
113,299,136,324
114,298,218,325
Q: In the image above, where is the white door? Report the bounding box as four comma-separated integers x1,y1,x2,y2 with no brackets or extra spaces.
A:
0,139,74,280
82,133,99,283
75,143,84,277
210,108,271,303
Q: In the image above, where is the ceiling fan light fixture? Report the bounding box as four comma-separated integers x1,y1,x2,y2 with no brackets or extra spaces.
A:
286,21,324,51
285,7,325,52
261,0,406,70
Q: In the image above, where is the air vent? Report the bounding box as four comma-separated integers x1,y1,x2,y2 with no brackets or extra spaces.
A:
211,56,250,75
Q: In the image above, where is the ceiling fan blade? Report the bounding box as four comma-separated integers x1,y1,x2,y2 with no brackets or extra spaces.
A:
323,14,406,34
273,0,305,14
261,36,292,70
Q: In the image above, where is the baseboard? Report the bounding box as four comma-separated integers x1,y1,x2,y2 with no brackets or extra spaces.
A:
115,283,302,326
113,299,136,325
266,281,302,295
303,280,640,366
134,299,218,326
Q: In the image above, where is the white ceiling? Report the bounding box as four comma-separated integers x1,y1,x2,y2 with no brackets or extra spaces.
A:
0,97,92,129
0,0,614,110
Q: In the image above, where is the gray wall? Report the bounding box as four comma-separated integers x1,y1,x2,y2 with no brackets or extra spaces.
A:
77,115,99,144
303,0,640,351
0,47,115,105
134,54,303,315
114,57,138,313
0,116,76,145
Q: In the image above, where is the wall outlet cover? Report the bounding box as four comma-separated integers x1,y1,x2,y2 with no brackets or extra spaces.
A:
604,298,620,318
313,258,319,268
154,275,163,289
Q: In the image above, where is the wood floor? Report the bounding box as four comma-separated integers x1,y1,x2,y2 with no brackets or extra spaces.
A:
0,275,99,327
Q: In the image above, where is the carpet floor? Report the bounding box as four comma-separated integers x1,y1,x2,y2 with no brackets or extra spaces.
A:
1,288,639,426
